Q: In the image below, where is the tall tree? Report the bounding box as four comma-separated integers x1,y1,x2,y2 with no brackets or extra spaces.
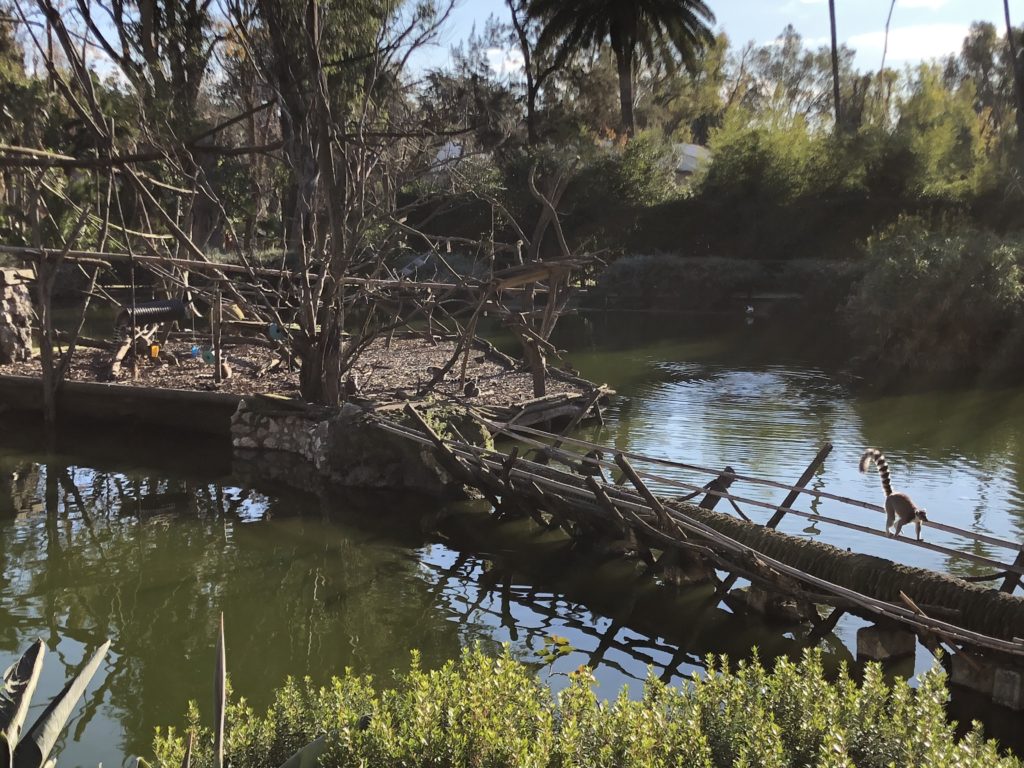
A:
527,0,715,136
829,0,842,128
507,0,558,144
1003,0,1024,144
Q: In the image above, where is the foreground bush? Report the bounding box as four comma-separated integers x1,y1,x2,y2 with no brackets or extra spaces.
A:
152,646,1018,768
844,218,1024,382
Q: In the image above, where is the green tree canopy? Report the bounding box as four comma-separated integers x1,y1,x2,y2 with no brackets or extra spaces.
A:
527,0,715,136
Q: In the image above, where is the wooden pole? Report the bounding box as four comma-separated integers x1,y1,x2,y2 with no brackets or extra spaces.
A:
549,387,605,453
614,453,685,538
765,443,833,529
1000,548,1024,594
213,285,223,384
130,256,138,381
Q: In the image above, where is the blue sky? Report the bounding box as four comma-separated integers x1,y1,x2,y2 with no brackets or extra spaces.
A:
415,0,1016,73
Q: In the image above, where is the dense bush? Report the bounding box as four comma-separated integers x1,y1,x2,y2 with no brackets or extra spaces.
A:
844,218,1024,381
152,646,1018,768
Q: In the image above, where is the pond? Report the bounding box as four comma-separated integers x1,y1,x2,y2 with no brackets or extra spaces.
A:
2,311,1023,764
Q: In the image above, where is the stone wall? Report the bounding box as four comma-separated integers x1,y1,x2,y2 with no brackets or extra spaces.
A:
0,270,34,364
230,398,464,497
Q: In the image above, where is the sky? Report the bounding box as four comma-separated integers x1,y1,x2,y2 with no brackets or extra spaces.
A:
414,0,1018,74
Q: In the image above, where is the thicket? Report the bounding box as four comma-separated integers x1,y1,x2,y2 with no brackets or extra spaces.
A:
151,646,1018,768
844,218,1024,382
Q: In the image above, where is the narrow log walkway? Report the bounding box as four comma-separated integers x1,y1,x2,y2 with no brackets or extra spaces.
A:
376,406,1024,672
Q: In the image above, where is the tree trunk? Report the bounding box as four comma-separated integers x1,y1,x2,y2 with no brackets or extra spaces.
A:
829,0,842,129
522,339,547,398
614,48,635,137
526,84,539,145
1004,0,1024,145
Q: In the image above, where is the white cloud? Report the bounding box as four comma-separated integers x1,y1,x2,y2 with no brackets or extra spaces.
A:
848,22,968,63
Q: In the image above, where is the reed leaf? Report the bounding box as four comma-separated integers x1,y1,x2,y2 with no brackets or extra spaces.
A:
180,732,193,768
214,615,225,768
0,640,45,747
276,735,326,768
12,639,110,768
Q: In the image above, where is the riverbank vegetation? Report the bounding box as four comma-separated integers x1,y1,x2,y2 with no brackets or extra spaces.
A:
2,0,1024,392
152,646,1017,768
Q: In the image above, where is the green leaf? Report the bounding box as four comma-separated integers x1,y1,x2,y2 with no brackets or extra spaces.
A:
12,639,110,768
0,639,45,747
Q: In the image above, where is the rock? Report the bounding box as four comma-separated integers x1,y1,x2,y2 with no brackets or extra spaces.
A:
856,624,916,661
229,398,478,498
993,668,1024,711
0,279,34,364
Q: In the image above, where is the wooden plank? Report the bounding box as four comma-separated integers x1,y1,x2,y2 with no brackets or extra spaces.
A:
766,443,833,529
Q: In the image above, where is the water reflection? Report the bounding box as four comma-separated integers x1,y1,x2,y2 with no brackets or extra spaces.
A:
554,314,1024,583
4,312,1024,761
0,448,468,764
0,440,858,765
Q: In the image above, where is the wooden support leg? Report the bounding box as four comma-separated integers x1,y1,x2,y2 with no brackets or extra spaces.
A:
806,608,845,643
765,443,833,529
1000,548,1024,594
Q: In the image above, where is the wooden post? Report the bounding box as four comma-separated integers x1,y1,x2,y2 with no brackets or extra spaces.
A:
549,387,605,452
129,256,138,381
213,285,223,384
404,404,482,499
586,476,654,565
806,608,845,643
765,443,833,529
1000,549,1024,594
614,453,684,537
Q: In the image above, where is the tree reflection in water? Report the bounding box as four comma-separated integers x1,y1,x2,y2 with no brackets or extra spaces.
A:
0,430,854,764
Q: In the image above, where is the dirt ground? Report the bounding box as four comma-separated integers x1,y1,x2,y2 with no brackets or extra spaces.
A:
1,335,586,406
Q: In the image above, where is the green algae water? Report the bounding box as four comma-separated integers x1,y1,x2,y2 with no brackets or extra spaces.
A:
3,312,1024,763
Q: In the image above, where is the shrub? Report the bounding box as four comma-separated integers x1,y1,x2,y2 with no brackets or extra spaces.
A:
612,134,679,207
152,646,1019,768
843,217,1024,380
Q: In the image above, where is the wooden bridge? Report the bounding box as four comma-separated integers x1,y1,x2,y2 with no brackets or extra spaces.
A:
378,404,1024,708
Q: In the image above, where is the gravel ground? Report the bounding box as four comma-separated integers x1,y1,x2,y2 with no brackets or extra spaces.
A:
1,335,586,406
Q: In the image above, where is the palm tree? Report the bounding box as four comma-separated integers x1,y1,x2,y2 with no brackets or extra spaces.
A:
1003,0,1024,145
528,0,715,136
829,0,842,128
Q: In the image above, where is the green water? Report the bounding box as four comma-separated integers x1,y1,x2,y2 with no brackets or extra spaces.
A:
3,312,1024,764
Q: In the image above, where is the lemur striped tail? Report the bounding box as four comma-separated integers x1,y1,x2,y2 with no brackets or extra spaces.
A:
859,448,893,496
